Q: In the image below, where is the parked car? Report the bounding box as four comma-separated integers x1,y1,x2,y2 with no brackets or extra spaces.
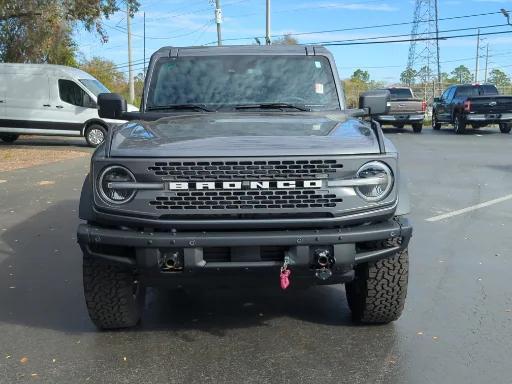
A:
77,45,412,329
432,84,512,134
374,87,426,133
0,63,138,146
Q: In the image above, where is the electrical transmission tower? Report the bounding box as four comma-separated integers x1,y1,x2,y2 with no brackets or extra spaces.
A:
405,0,441,102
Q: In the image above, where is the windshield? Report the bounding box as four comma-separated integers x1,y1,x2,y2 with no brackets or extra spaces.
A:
79,78,110,97
147,55,340,111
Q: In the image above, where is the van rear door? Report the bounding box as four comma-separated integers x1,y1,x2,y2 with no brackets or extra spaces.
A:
46,78,98,134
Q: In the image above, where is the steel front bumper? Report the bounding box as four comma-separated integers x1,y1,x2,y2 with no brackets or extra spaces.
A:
78,217,412,285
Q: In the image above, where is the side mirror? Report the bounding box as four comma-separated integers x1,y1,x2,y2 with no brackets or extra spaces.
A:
98,93,127,119
433,97,440,103
359,90,390,116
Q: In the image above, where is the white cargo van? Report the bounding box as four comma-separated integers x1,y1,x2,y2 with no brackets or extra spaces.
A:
0,63,138,147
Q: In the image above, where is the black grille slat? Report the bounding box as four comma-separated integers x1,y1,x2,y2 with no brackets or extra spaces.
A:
149,189,342,211
148,159,343,180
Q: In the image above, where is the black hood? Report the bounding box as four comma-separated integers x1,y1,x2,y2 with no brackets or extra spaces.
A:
108,112,380,157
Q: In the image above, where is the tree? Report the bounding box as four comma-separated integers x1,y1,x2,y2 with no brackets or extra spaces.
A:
488,69,511,87
351,69,370,83
0,0,139,64
79,57,126,93
451,65,473,84
272,33,298,45
400,68,417,86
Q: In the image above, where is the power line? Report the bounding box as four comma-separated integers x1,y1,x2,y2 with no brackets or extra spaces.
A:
203,9,510,45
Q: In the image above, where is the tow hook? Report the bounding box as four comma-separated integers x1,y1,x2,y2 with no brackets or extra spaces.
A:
313,248,336,280
159,251,184,272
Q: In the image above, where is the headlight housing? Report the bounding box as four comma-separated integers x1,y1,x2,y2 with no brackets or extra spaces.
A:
355,161,393,202
98,165,136,204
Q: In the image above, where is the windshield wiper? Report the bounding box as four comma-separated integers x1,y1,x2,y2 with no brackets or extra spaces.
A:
234,103,311,112
147,104,214,112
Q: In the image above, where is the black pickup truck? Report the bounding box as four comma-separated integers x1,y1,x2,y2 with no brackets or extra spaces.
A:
77,45,412,329
432,84,512,134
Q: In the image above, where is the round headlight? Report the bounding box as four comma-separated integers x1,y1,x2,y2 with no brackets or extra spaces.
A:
355,161,393,202
98,165,136,204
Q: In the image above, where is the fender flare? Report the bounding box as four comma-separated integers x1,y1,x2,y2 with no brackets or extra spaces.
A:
79,174,96,222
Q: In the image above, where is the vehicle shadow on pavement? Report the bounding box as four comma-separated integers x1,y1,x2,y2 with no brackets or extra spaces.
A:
0,200,360,335
0,137,89,149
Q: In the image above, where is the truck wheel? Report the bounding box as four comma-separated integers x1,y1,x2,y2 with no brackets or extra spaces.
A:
499,123,511,134
0,133,19,143
432,113,441,130
83,257,145,329
85,124,107,147
412,123,423,133
345,238,408,324
453,114,466,134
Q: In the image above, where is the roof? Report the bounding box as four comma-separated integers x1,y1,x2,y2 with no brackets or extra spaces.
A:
152,44,331,57
0,63,95,79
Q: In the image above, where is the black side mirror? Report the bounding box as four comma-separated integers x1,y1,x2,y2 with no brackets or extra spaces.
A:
98,93,127,119
433,97,440,103
359,90,390,116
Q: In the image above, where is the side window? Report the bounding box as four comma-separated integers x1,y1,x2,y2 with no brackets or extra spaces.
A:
441,88,450,100
58,79,93,107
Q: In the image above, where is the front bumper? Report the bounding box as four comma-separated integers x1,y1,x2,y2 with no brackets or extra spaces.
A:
465,113,512,123
77,217,412,286
376,114,424,123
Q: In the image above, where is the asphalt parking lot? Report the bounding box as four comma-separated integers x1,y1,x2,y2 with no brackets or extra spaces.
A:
1,127,512,384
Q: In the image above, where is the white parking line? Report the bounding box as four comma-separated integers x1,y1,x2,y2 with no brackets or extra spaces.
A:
426,193,512,222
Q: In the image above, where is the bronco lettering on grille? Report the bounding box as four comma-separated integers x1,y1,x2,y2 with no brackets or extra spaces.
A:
168,180,323,191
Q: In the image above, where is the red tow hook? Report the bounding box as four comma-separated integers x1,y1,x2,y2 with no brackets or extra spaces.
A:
280,256,291,290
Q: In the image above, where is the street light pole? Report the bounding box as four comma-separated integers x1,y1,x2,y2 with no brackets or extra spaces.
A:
474,28,480,83
265,0,271,45
127,2,134,104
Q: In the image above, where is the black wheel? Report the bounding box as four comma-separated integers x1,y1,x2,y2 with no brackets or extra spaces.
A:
412,123,423,133
345,238,408,324
0,133,19,143
83,257,145,329
453,114,466,134
85,124,107,147
499,123,511,134
432,112,441,130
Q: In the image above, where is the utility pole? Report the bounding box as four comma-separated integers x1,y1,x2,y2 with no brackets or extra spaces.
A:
484,44,489,83
143,12,146,78
434,0,441,93
215,0,222,46
127,2,134,103
265,0,271,45
474,28,480,83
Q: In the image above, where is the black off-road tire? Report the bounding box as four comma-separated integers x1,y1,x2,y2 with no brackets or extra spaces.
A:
432,113,441,130
345,238,408,324
412,123,423,133
453,114,466,134
83,258,145,330
85,124,107,147
0,133,19,143
499,123,511,134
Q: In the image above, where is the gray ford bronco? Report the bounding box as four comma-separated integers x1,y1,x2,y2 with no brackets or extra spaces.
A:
77,45,412,329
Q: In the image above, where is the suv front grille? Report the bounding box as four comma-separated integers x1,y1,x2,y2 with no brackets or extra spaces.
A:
148,159,344,180
149,189,343,211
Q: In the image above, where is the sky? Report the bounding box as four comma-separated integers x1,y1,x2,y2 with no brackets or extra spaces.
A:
73,0,512,84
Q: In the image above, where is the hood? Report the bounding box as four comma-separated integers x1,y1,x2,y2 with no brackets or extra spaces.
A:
108,112,380,157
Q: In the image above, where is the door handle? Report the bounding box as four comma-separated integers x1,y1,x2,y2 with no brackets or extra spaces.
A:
56,105,64,109
43,104,51,107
